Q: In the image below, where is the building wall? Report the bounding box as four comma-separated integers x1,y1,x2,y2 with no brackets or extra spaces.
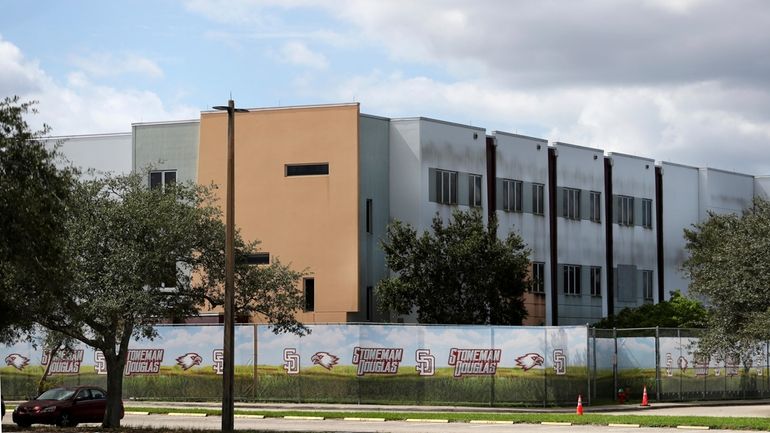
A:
492,131,550,325
132,120,200,184
660,162,700,298
553,142,606,325
756,176,770,199
43,133,132,175
198,103,361,323
609,153,657,309
699,168,755,220
357,114,390,322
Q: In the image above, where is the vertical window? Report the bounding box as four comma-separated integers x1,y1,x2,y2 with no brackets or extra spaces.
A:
469,174,483,207
365,199,373,234
531,262,545,293
532,183,545,215
642,199,652,229
366,286,373,321
563,188,581,220
642,270,653,301
503,179,523,212
149,170,176,190
436,169,458,205
589,191,601,223
618,195,634,226
590,266,601,296
563,265,581,295
303,278,315,312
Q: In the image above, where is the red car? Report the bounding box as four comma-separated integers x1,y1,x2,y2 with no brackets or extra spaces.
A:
12,385,123,427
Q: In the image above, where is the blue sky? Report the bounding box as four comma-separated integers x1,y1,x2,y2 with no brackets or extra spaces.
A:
2,0,770,173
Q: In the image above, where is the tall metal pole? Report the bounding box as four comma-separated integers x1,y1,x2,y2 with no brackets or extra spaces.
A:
223,99,236,432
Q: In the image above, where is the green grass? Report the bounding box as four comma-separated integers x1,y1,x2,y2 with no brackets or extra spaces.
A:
120,406,770,430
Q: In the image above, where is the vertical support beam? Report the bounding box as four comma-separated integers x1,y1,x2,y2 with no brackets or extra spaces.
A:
655,166,665,302
655,326,661,402
223,99,236,433
604,157,614,320
548,148,558,325
485,136,497,227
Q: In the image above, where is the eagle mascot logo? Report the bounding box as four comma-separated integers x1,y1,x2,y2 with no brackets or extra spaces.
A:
515,353,544,371
176,352,203,371
5,353,30,371
311,352,339,370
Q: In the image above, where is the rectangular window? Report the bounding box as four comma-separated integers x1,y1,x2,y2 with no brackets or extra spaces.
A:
589,191,601,223
286,163,329,176
243,252,269,265
149,170,177,190
469,174,483,207
563,264,581,295
642,198,653,229
532,183,545,215
366,199,373,234
303,278,315,312
531,262,545,293
618,195,634,226
590,266,601,296
436,169,458,205
503,179,523,212
642,270,653,301
563,188,581,220
366,286,373,321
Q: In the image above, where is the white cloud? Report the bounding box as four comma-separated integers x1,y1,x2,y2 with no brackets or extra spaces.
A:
279,41,328,69
0,36,197,136
71,52,164,79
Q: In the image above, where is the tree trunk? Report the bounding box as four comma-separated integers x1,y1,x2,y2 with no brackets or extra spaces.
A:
102,349,127,428
37,343,62,395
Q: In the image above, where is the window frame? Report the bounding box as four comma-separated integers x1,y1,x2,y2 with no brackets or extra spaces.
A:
563,264,581,295
642,198,653,229
436,169,458,205
532,183,545,215
563,188,581,220
149,169,177,190
503,179,523,213
642,270,654,301
469,174,483,208
531,262,545,294
589,191,601,223
618,195,634,226
590,266,601,297
303,278,315,312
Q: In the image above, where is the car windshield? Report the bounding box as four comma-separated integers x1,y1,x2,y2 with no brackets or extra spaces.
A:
36,388,76,401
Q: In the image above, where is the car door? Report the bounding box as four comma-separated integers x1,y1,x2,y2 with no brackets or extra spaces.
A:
89,388,107,422
72,389,94,421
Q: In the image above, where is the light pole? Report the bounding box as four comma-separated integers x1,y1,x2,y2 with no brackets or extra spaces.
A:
212,99,247,433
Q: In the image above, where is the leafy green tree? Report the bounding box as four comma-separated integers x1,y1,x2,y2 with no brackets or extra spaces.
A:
377,209,531,325
0,96,75,344
593,291,706,328
683,198,770,363
32,172,307,427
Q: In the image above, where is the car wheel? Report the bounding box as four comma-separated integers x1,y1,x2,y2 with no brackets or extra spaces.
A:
57,412,78,427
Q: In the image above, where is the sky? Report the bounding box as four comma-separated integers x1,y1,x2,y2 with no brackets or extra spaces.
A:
2,0,770,174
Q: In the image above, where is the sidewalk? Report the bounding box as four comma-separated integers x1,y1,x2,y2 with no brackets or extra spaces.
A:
118,398,770,414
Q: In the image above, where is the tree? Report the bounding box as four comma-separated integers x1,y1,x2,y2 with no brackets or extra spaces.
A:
0,96,75,344
683,198,770,363
377,209,531,325
593,290,707,328
32,172,307,427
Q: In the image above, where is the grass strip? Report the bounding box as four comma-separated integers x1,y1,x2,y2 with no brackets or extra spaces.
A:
125,407,770,431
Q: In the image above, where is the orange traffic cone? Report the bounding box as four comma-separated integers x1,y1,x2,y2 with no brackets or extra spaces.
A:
576,394,584,415
641,385,650,406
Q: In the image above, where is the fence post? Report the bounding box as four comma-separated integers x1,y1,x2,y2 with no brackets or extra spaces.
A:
613,328,618,402
543,327,548,407
586,325,592,406
655,326,660,402
678,328,682,401
490,327,495,407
